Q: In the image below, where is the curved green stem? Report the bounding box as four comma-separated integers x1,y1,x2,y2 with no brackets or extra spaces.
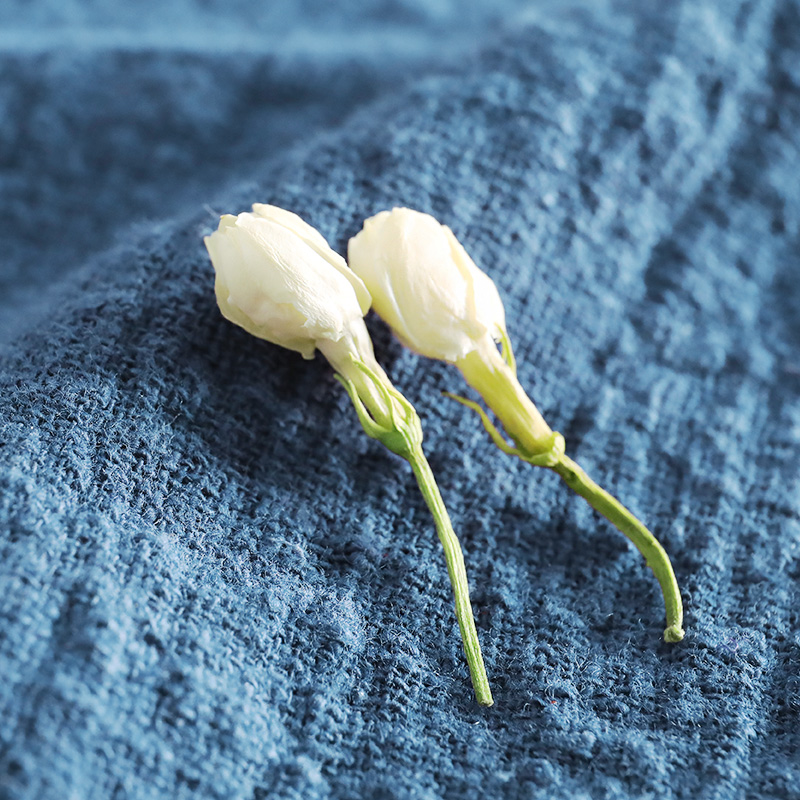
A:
551,454,684,642
407,445,494,707
336,355,493,706
453,340,684,642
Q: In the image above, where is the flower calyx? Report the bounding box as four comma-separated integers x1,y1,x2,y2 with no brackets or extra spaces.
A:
336,355,423,459
444,391,565,468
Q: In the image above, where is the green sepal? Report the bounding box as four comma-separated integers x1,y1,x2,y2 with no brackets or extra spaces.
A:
496,327,517,375
336,356,422,458
444,391,565,467
335,373,385,439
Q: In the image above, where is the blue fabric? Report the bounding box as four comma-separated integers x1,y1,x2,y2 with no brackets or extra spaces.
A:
2,1,799,798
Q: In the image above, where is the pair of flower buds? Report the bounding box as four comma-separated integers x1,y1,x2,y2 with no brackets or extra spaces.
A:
205,204,684,707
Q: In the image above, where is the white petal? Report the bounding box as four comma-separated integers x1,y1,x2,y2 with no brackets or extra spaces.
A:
348,207,503,362
251,203,331,252
251,203,371,315
204,209,368,359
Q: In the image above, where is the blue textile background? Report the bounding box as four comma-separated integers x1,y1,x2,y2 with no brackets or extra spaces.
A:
2,1,799,798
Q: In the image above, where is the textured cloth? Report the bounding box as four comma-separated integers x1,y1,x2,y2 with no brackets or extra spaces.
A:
2,1,800,799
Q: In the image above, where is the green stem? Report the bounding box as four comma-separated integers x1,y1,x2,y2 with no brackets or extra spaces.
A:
551,454,685,642
335,356,494,704
452,339,684,642
407,445,494,707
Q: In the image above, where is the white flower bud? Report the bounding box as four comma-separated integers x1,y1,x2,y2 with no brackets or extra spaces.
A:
349,206,556,457
205,205,370,360
348,209,685,647
347,207,508,363
204,204,496,701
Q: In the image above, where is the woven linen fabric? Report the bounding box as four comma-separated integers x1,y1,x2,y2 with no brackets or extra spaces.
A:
2,1,800,798
0,0,534,343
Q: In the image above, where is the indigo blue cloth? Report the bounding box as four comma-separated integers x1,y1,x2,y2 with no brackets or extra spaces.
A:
2,1,800,798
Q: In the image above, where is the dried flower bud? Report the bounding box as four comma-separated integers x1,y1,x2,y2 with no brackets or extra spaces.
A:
348,207,507,363
205,205,370,360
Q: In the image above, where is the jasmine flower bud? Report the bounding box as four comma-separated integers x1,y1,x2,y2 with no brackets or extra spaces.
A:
205,206,408,444
205,205,370,360
347,207,507,363
349,207,557,459
204,205,494,705
349,207,684,643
